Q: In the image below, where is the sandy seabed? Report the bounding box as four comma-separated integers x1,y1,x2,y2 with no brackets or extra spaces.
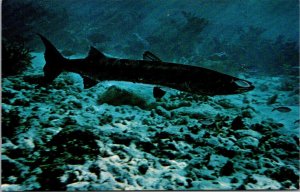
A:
1,52,299,190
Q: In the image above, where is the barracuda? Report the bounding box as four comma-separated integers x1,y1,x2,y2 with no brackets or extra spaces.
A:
38,34,254,95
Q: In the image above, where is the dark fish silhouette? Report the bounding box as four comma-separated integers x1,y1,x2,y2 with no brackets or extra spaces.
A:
153,86,166,99
272,106,292,112
37,34,254,95
61,50,76,57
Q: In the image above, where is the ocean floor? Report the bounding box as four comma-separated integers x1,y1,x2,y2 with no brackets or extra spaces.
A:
1,52,299,190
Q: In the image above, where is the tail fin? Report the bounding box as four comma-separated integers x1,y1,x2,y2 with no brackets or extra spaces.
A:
37,34,66,86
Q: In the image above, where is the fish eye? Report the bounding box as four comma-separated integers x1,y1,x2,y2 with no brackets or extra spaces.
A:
234,80,251,88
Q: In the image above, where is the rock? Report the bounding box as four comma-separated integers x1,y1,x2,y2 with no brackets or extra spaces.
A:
62,96,83,109
17,136,35,150
241,109,254,118
216,146,238,158
174,177,187,187
242,96,250,104
97,86,148,109
154,131,175,140
136,140,157,153
189,125,200,134
231,116,245,130
220,160,235,176
235,130,262,140
2,109,22,138
67,181,90,191
41,125,100,165
2,156,29,184
172,116,189,125
13,98,30,106
172,105,216,120
88,164,101,178
217,98,236,108
237,136,259,149
2,138,18,152
155,106,171,119
187,157,206,169
207,154,228,170
206,136,220,147
200,119,215,126
1,184,22,191
163,100,192,110
88,183,115,190
245,174,281,189
61,116,78,126
281,180,293,188
269,165,299,184
136,177,145,186
138,163,149,175
158,159,172,167
244,161,258,170
98,113,113,125
267,135,298,152
192,168,217,180
251,123,272,133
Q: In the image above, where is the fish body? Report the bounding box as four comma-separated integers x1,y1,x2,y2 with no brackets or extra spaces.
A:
38,34,254,96
272,106,292,112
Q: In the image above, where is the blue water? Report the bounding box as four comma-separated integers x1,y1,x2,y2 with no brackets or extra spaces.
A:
1,0,299,190
3,0,299,75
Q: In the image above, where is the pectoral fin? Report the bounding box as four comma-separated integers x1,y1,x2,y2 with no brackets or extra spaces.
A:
153,86,166,99
143,51,162,61
82,75,99,89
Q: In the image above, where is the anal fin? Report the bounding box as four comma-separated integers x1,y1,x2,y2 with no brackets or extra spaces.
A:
153,86,166,99
82,75,99,89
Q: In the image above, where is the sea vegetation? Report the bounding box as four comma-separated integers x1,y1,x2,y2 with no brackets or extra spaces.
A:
2,0,72,76
123,10,298,76
2,107,21,138
2,0,298,76
2,38,34,77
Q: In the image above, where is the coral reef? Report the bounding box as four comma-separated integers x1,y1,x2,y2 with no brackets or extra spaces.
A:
1,68,299,190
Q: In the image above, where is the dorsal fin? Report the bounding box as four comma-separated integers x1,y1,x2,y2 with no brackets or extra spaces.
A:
37,33,64,62
87,46,106,59
143,51,162,61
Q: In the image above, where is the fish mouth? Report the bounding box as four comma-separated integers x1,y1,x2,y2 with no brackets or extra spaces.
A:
233,79,255,93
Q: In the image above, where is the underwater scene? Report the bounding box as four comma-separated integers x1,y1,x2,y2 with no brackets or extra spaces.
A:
1,0,299,190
